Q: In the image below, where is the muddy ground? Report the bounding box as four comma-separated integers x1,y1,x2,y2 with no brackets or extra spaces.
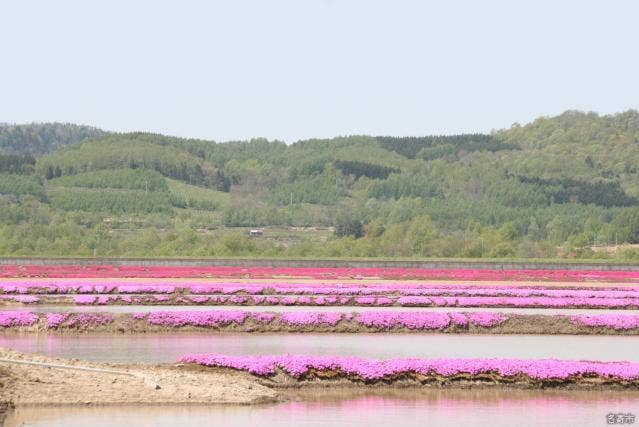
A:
0,348,276,409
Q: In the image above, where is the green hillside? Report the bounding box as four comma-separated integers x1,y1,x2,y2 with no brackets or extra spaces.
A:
2,110,639,259
0,123,104,156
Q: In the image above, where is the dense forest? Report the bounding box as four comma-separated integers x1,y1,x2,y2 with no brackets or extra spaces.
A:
2,110,639,259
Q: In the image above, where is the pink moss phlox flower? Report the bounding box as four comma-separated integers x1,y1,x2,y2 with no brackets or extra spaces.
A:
143,310,277,326
356,312,450,330
0,310,38,327
66,313,113,327
46,312,70,328
570,314,639,330
177,354,639,381
265,296,280,305
249,312,276,323
279,312,342,327
449,312,468,327
468,312,508,327
375,297,393,306
73,295,97,305
397,296,431,306
252,296,265,304
1,295,39,304
355,297,376,305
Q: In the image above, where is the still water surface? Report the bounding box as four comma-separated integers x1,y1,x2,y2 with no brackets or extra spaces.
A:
1,333,638,362
5,389,639,427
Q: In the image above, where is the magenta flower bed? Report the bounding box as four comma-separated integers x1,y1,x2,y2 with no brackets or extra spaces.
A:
0,310,38,327
73,295,97,305
45,313,70,328
450,312,468,326
142,310,344,328
146,311,275,327
6,280,639,298
570,314,639,330
467,313,508,327
136,310,508,330
396,296,432,306
5,292,639,310
0,295,39,304
0,279,639,308
177,354,639,381
3,310,639,332
355,312,451,329
65,313,113,328
279,312,342,327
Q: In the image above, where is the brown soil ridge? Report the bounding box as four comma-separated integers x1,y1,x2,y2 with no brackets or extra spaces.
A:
253,368,639,390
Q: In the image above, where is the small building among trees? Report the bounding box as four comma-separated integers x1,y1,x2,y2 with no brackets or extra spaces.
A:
249,229,263,237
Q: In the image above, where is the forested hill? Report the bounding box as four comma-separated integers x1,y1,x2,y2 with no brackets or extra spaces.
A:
2,110,639,260
0,123,104,156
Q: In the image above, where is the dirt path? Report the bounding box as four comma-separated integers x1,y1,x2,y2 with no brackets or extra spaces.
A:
0,348,276,407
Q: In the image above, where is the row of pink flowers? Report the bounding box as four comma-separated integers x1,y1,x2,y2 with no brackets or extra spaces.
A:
0,295,39,303
5,265,639,281
145,311,275,327
4,280,639,298
570,314,639,330
45,312,114,328
41,310,510,329
0,309,508,330
55,310,508,329
0,310,38,326
177,354,639,381
354,312,507,329
18,294,639,309
3,310,639,331
0,311,114,328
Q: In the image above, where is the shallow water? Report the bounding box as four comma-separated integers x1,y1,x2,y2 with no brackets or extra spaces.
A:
6,304,639,315
5,388,639,427
1,332,638,362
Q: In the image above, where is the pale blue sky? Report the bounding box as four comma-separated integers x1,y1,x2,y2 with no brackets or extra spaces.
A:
1,0,638,142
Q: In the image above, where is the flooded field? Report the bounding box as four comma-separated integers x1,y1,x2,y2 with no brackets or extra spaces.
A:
2,332,638,363
6,388,639,427
2,264,639,427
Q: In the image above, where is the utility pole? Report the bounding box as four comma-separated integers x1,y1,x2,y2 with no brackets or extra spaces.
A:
290,192,293,206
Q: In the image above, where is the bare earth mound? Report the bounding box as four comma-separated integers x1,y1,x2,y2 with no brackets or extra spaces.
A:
0,348,276,408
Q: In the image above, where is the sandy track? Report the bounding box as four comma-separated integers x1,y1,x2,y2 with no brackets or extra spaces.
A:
0,348,275,406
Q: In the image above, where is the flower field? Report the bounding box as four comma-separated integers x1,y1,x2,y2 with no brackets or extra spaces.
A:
2,262,639,394
3,280,639,296
4,293,639,309
177,354,639,385
3,279,639,309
